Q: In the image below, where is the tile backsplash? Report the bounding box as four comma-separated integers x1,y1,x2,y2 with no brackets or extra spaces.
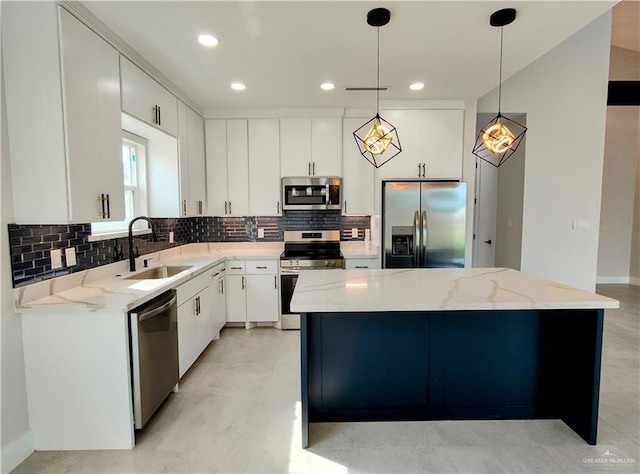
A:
9,211,371,287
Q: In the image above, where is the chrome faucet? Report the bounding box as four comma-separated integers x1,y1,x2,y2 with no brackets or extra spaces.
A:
128,216,158,272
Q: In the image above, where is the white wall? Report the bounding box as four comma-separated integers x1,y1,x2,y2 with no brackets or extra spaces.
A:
495,130,526,270
478,12,612,291
597,46,640,285
1,47,34,473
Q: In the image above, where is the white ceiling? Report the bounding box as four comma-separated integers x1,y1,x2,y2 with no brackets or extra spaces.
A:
82,1,616,111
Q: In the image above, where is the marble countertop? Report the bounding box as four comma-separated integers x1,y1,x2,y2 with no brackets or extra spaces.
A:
15,242,283,313
290,267,620,312
340,242,379,259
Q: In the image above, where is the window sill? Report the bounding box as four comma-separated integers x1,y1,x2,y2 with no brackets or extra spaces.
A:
87,228,152,242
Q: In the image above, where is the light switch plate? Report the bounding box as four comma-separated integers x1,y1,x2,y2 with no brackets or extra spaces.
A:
257,228,265,239
51,249,62,269
65,247,77,266
352,228,358,239
169,231,174,243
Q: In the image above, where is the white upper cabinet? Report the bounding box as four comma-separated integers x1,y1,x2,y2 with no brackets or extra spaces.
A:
342,118,375,215
421,109,464,179
205,119,249,216
120,56,178,137
3,4,124,224
280,117,342,177
248,119,281,216
311,117,342,176
376,109,423,180
377,109,464,180
178,101,206,216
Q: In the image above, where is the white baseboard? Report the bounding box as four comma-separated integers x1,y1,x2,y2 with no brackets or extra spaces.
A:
596,276,630,284
630,277,640,287
1,430,34,474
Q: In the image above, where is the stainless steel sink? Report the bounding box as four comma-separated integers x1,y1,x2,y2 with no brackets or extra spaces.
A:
125,265,193,280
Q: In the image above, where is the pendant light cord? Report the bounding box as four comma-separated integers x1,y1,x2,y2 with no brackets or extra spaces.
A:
376,26,380,116
498,25,504,115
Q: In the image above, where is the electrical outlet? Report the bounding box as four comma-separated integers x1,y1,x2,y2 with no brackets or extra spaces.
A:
257,227,265,239
169,231,174,243
65,247,77,266
51,249,62,269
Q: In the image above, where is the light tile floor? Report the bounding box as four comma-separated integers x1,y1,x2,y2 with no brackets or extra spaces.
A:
14,285,639,473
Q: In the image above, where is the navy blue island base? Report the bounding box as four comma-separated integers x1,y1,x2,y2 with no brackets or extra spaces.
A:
300,308,604,448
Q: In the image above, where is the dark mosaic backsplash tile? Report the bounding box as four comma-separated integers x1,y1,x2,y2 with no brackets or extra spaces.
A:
9,212,371,287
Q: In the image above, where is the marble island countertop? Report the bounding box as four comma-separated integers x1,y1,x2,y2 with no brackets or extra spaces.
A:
290,267,620,312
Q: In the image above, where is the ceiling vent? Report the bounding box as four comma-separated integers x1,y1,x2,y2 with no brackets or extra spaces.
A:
345,86,391,92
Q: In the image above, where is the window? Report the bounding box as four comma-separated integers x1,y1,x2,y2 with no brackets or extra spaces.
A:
90,132,148,238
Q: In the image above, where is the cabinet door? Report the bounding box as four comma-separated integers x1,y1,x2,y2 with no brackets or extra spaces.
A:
120,56,178,136
216,274,227,333
246,274,280,322
226,120,250,216
205,119,229,216
311,117,342,176
178,296,202,378
249,119,281,216
280,118,312,176
61,8,124,223
177,101,190,216
187,107,207,215
421,109,464,179
342,118,375,215
226,274,247,322
376,109,423,180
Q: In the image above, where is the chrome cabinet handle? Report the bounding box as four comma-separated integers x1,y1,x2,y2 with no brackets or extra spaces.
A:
241,276,245,290
230,266,242,270
220,279,224,294
354,266,369,269
158,105,161,125
229,201,232,214
183,200,187,216
152,105,158,125
422,163,426,177
224,201,228,214
274,275,278,289
312,162,316,175
308,162,311,176
106,194,110,218
255,266,267,269
198,200,203,215
344,200,347,214
277,201,280,214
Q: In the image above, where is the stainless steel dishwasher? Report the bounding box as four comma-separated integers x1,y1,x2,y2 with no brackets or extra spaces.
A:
129,290,179,430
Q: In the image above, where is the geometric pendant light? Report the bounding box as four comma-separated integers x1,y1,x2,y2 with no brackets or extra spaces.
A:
353,7,402,168
472,8,527,168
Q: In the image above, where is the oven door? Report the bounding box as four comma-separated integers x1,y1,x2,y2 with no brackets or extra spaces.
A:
280,270,299,315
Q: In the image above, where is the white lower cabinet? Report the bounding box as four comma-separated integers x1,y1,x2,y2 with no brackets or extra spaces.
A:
345,258,379,269
176,271,212,378
208,264,227,336
225,260,280,324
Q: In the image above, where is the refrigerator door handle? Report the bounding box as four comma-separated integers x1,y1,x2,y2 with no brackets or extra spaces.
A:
413,211,420,267
421,210,428,267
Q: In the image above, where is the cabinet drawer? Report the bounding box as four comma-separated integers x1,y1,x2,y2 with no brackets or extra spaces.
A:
245,260,277,274
176,271,209,306
226,261,246,275
345,258,379,269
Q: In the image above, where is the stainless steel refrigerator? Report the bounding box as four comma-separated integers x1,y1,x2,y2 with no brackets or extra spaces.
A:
382,181,466,268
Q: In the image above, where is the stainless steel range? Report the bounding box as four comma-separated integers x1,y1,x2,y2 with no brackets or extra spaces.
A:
280,230,344,329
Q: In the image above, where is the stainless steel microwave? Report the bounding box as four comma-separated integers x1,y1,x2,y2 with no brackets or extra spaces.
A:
282,177,342,211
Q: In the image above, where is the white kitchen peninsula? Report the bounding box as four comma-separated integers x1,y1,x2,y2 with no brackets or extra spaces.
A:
15,243,282,451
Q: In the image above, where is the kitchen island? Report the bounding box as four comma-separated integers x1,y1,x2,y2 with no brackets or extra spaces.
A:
290,267,619,448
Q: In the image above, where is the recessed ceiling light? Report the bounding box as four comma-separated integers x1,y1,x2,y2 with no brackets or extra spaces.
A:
410,82,425,91
231,82,246,91
198,34,219,47
320,82,335,91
